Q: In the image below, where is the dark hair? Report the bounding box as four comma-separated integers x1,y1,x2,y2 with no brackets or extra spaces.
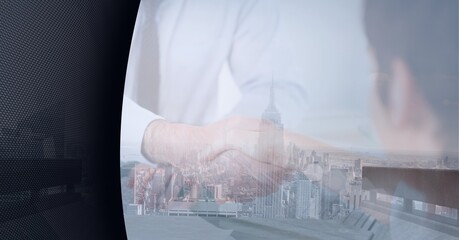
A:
364,0,458,154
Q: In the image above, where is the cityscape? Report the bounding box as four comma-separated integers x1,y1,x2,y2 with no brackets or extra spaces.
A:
120,84,458,226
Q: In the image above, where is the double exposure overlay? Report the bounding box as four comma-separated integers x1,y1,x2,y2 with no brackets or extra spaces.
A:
121,0,458,239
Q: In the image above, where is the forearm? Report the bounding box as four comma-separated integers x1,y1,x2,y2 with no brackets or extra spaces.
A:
140,116,329,170
141,120,222,167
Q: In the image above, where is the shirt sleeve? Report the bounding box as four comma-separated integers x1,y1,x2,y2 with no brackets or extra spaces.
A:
228,0,308,131
121,95,163,165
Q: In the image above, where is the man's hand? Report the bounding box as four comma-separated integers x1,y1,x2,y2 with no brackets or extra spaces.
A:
140,116,333,200
141,115,332,169
141,117,281,167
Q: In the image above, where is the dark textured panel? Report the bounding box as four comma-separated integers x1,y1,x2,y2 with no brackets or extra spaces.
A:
0,0,139,239
0,159,81,193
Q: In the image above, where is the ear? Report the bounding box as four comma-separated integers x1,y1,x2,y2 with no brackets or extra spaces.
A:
389,58,426,128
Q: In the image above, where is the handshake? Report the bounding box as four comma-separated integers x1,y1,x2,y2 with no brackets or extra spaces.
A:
134,116,326,200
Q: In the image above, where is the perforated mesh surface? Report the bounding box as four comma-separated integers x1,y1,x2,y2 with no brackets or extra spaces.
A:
0,1,138,239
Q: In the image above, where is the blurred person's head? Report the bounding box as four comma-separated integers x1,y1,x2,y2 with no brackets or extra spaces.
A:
364,0,458,157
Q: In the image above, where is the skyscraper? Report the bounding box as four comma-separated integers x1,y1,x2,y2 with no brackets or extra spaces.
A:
255,79,285,218
295,176,311,219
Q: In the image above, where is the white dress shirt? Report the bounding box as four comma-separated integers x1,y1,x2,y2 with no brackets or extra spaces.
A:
121,0,308,158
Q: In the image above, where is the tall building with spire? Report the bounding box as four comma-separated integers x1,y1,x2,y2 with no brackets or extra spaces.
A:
255,78,285,218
